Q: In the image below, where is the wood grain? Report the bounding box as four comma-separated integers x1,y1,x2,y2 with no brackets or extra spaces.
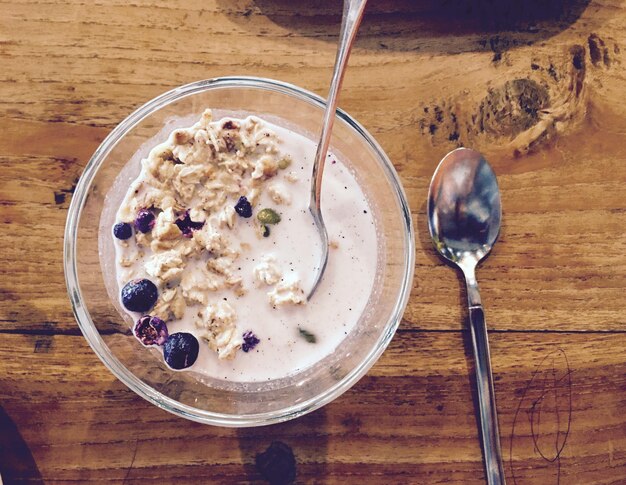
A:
1,0,625,483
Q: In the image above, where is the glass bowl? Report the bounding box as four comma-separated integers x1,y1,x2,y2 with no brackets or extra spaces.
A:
64,77,414,426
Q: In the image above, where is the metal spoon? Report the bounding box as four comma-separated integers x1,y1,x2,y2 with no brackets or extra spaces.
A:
307,0,368,300
427,148,506,485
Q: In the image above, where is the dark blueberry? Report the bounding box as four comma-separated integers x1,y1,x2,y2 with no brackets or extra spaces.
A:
222,120,239,130
163,332,199,370
255,441,296,485
113,222,133,240
134,209,155,233
234,196,252,218
121,278,158,313
133,315,168,346
175,210,205,238
262,225,270,238
242,331,260,352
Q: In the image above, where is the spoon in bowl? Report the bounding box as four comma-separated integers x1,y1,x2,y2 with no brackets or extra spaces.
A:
307,0,368,300
427,148,506,485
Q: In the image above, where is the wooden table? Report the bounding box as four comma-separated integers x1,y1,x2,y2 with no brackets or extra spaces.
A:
2,1,625,483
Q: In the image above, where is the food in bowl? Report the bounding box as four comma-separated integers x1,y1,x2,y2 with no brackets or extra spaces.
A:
110,109,377,382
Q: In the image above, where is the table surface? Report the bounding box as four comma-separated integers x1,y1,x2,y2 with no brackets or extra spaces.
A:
2,0,626,483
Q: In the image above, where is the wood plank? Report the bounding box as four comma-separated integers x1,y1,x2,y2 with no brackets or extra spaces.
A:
0,331,624,483
1,118,626,332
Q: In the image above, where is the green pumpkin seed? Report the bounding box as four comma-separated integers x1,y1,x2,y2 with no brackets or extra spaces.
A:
257,208,281,225
298,328,317,344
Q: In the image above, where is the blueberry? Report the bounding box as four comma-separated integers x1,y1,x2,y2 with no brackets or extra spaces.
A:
113,222,133,240
163,332,199,370
121,279,158,313
234,196,252,218
133,315,168,346
175,210,204,238
242,331,260,352
255,441,296,485
134,209,155,233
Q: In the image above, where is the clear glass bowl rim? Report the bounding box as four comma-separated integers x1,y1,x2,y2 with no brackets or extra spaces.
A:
64,76,415,427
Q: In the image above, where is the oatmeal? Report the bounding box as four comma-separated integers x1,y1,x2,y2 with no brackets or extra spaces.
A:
112,110,377,381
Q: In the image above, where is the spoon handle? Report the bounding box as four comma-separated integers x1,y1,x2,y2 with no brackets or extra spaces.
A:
310,0,368,211
307,0,368,300
468,303,506,485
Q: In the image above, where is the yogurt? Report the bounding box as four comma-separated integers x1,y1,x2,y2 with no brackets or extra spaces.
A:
112,110,377,382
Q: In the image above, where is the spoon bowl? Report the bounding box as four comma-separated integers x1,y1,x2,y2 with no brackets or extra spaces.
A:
428,148,501,270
